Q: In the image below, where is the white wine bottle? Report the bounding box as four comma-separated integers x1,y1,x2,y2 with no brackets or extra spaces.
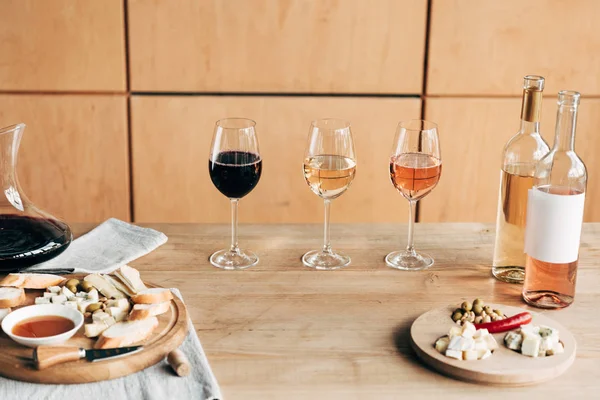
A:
523,91,586,309
492,76,550,283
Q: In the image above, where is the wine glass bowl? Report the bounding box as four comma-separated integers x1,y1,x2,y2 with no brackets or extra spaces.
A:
302,119,356,270
386,120,441,271
208,118,262,270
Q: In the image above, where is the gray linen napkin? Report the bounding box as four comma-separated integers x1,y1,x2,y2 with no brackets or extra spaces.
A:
0,289,222,400
24,218,168,274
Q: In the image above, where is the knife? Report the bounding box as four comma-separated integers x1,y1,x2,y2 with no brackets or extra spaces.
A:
33,345,143,370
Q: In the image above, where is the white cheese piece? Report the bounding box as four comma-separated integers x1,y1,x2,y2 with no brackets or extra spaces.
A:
520,325,540,337
479,349,492,360
547,342,564,356
435,336,450,353
461,322,476,338
521,334,541,357
43,292,57,298
35,297,51,304
483,334,498,351
78,300,94,313
87,289,99,302
504,331,523,351
474,338,488,351
103,316,117,327
108,307,127,322
539,326,560,346
448,326,462,338
61,286,75,300
85,323,109,338
106,298,130,312
48,286,62,294
92,311,110,323
472,328,489,340
76,291,88,298
445,349,463,360
539,337,554,354
64,301,78,310
51,294,67,304
74,296,84,304
463,349,478,360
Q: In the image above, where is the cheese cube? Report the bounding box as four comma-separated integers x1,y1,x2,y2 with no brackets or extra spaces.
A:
106,298,130,311
84,323,109,338
445,349,463,360
504,331,523,351
474,338,488,350
463,349,478,360
92,311,109,323
73,296,84,304
520,325,540,337
108,307,127,322
76,291,88,298
103,316,116,327
539,326,560,346
540,337,554,354
43,292,57,298
51,294,67,304
521,334,541,357
87,289,99,302
61,286,75,300
78,300,94,313
479,349,492,360
547,342,564,356
472,329,489,340
64,301,78,310
435,336,450,353
483,334,499,351
461,322,476,338
48,286,62,294
448,326,462,338
35,297,51,305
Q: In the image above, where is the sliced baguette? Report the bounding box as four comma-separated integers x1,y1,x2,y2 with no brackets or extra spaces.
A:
0,287,26,308
94,317,159,349
131,288,173,304
114,265,147,294
0,273,65,289
83,274,126,299
128,302,170,320
104,274,136,297
0,308,11,322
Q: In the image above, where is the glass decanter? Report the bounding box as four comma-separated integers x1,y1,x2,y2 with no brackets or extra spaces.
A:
0,123,72,272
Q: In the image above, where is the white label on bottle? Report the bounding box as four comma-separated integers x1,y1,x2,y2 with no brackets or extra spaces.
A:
524,189,585,264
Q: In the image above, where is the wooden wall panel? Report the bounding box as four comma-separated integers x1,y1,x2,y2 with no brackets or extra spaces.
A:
128,0,427,93
131,96,421,223
0,95,130,222
428,0,600,95
421,97,600,222
0,0,126,91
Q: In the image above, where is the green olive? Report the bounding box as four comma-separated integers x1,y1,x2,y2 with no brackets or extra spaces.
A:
453,308,463,315
81,281,94,292
66,284,78,294
473,298,484,307
65,279,80,287
452,312,463,322
493,309,504,317
461,301,472,312
473,304,483,315
86,303,102,313
484,305,493,314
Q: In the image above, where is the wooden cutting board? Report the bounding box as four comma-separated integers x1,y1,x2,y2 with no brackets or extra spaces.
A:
0,277,188,384
410,303,576,386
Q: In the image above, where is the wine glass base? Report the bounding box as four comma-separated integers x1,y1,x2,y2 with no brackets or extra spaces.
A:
385,251,434,271
210,249,258,270
302,250,350,270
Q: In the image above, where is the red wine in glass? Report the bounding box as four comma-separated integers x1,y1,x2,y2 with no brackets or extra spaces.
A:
209,151,262,199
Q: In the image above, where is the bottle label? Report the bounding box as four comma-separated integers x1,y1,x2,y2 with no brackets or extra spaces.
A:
525,189,585,263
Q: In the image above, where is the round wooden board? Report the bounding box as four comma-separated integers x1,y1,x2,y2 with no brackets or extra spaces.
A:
0,277,188,384
410,303,576,386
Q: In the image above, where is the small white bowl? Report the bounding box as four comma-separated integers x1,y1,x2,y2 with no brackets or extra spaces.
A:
1,304,83,348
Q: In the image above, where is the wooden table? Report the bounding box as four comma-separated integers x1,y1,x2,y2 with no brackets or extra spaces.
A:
77,223,600,399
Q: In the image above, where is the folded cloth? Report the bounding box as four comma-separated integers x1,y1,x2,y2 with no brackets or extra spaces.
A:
0,289,222,400
23,218,168,274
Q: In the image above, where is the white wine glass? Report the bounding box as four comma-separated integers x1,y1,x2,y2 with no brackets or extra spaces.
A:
208,118,262,270
386,120,442,270
302,119,356,270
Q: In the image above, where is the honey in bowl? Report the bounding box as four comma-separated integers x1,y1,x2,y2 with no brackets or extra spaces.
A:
12,315,75,338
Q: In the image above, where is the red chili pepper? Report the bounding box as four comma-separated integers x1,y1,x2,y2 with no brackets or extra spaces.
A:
474,312,532,333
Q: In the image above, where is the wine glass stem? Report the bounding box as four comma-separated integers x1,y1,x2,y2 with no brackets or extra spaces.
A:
230,199,240,253
322,199,332,254
406,200,417,256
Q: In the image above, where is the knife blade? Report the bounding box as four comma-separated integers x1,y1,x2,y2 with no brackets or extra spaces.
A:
34,345,143,370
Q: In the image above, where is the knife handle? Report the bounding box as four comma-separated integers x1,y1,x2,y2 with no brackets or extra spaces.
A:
167,349,190,377
33,346,84,370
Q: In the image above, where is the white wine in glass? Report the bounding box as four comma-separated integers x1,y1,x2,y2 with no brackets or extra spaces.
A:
386,120,441,271
302,119,356,270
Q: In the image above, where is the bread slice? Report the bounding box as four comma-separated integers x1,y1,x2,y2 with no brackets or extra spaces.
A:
94,317,159,349
128,302,170,320
0,273,65,289
104,274,135,297
114,265,147,294
83,274,126,299
131,288,173,304
0,308,11,322
0,287,26,308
